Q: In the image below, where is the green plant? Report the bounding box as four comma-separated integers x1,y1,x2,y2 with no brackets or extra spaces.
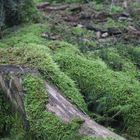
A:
105,18,128,29
111,5,123,14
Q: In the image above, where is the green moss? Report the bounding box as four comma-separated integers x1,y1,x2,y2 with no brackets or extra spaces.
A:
105,18,128,29
0,44,87,113
0,23,48,48
128,47,140,68
52,44,140,138
23,75,82,140
110,5,123,14
96,48,138,77
90,2,104,11
0,90,25,139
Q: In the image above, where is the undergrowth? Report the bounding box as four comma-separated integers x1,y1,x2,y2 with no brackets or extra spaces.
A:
51,41,140,138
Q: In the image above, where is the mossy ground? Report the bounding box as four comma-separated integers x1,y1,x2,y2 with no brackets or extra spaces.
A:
0,0,140,139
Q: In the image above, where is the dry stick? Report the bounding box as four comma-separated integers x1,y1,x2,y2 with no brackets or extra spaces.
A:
37,2,50,9
44,5,69,11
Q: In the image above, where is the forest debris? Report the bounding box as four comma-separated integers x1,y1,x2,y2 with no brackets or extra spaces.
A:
121,12,130,18
84,25,121,39
37,2,50,9
94,12,111,19
80,13,92,20
118,12,132,21
85,25,102,32
44,5,69,11
119,17,132,21
70,5,82,13
42,32,61,40
98,37,117,43
101,32,109,38
107,28,122,36
64,16,79,22
128,26,140,36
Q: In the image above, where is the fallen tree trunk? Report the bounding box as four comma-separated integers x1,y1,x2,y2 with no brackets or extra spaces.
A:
46,82,125,139
0,65,126,139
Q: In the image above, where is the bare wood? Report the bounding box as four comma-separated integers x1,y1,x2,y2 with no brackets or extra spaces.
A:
46,82,126,139
44,5,69,11
37,2,50,9
128,26,140,36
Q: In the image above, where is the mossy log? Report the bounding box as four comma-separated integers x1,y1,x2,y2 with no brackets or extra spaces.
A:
0,65,125,139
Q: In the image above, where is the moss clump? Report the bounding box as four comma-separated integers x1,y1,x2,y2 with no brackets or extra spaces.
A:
105,18,128,30
128,47,140,68
96,48,138,77
23,75,82,140
0,44,87,113
19,0,40,23
0,23,48,48
52,42,140,138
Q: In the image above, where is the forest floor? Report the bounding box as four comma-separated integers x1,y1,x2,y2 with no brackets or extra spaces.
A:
38,1,140,48
0,1,140,140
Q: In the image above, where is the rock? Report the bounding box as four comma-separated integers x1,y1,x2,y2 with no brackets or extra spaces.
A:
119,17,132,21
121,12,130,18
77,24,84,28
96,31,101,39
101,32,109,38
